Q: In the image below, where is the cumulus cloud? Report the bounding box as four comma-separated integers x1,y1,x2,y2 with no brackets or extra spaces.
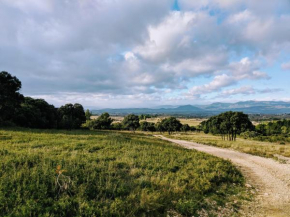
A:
0,0,289,107
218,86,282,98
187,74,235,97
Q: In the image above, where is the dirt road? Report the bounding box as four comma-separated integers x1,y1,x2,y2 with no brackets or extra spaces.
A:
156,135,290,217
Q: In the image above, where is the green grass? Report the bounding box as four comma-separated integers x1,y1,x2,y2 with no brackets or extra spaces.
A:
0,128,248,216
167,132,290,158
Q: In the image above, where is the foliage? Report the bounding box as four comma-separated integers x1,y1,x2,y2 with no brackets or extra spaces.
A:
0,129,247,216
0,71,24,124
201,111,254,141
14,97,57,129
57,104,86,130
122,114,140,132
139,114,153,120
92,113,113,130
111,122,123,130
255,119,290,136
190,126,197,132
160,117,182,134
85,109,92,120
140,121,156,132
181,124,191,132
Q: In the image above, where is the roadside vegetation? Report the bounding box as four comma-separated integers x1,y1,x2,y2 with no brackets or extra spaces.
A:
0,129,248,216
167,132,290,159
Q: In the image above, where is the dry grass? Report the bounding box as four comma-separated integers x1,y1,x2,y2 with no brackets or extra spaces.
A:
167,132,290,158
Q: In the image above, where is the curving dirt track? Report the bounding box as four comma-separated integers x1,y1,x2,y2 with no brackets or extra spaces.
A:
156,135,290,217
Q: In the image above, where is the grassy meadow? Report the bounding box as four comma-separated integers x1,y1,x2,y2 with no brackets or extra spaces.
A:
168,132,290,159
0,128,248,216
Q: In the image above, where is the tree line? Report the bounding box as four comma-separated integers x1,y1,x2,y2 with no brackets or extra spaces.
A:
83,113,197,134
0,71,86,129
0,71,196,133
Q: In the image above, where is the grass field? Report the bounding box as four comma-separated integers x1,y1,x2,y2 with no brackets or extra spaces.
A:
0,128,248,216
167,132,290,159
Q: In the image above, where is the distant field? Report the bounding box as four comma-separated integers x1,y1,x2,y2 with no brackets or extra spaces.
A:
0,128,248,216
92,116,206,126
167,132,290,159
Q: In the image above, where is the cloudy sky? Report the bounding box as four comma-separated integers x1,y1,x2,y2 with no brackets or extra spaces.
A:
1,0,290,108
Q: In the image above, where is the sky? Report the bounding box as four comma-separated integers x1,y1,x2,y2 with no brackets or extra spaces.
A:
1,0,290,108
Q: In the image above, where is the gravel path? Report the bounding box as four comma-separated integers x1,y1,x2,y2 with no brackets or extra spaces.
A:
156,135,290,217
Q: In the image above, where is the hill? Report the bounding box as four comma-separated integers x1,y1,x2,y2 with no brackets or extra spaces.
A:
92,101,290,115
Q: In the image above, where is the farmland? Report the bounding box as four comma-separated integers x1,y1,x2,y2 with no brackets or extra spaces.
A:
0,128,248,216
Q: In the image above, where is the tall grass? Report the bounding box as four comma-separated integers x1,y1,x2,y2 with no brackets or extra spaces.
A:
0,128,248,216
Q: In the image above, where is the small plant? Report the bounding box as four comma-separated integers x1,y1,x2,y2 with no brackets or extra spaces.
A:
55,165,72,195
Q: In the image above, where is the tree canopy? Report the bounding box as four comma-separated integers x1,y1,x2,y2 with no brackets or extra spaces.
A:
200,111,254,141
14,97,57,128
0,71,24,123
160,117,182,134
122,114,140,132
93,112,113,130
57,103,86,129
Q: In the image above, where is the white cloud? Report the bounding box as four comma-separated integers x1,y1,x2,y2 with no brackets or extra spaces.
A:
0,0,289,107
229,57,269,80
188,74,235,97
282,61,290,70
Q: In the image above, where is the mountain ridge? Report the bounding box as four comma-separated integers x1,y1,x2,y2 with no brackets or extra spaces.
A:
92,101,290,115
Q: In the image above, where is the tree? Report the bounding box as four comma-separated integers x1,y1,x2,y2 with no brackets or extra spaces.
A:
155,122,164,133
181,124,190,132
57,103,86,129
140,121,156,132
85,109,92,120
14,97,57,128
160,117,182,134
0,71,24,124
111,122,123,130
190,126,196,132
201,111,254,141
93,112,113,130
122,114,140,132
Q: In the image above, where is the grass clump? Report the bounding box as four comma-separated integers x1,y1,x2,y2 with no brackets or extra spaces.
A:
0,128,248,216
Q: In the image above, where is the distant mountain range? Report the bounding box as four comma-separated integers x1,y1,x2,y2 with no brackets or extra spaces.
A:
92,101,290,116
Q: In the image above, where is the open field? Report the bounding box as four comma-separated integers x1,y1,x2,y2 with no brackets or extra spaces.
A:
167,132,290,159
0,128,248,216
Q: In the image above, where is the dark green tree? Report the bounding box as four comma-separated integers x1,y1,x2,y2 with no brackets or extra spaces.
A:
93,112,113,130
57,103,86,129
14,97,57,128
140,121,156,132
160,117,182,134
122,114,140,132
0,71,24,124
181,124,191,132
201,111,254,141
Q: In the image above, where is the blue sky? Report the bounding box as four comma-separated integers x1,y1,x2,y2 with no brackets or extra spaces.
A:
0,0,290,108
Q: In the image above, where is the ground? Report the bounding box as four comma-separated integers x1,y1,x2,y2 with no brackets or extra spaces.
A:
0,128,248,216
157,135,290,217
